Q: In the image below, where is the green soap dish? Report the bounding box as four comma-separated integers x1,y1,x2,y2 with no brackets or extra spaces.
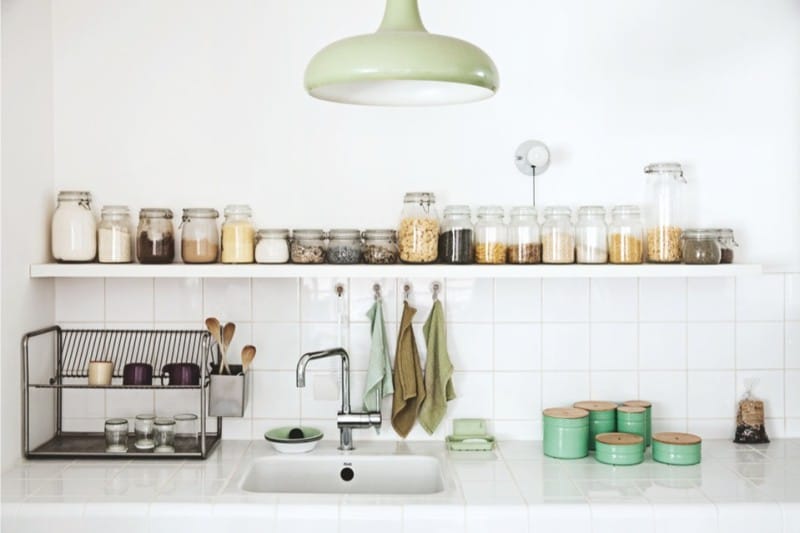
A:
447,418,496,451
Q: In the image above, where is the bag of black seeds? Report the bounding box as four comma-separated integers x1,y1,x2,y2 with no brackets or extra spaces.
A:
734,381,769,444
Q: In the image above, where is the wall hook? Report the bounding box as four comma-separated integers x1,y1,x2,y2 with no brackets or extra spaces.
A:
335,283,345,298
403,283,412,302
431,281,441,301
373,283,381,301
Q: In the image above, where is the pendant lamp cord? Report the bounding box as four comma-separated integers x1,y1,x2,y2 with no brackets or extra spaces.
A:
531,165,537,207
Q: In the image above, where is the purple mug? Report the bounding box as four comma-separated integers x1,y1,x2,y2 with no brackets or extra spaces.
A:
123,363,153,386
161,363,201,386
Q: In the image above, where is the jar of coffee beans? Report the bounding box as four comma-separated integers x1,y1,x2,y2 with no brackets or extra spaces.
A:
439,205,473,264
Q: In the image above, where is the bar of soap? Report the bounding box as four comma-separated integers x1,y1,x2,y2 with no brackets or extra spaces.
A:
288,427,305,439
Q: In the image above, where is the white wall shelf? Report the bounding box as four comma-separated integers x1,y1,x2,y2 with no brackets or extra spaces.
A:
30,262,763,279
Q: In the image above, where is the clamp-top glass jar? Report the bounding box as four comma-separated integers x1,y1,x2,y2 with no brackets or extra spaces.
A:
137,208,175,264
507,206,541,264
608,206,644,264
221,205,255,263
474,206,507,264
52,191,97,262
180,208,219,264
575,206,608,264
541,206,575,264
682,229,721,264
439,205,474,264
291,229,326,263
98,205,132,264
644,163,687,263
714,228,738,264
398,192,439,263
255,229,290,264
327,229,362,264
363,229,398,264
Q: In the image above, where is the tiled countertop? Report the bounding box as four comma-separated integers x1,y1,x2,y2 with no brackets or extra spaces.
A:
3,439,800,533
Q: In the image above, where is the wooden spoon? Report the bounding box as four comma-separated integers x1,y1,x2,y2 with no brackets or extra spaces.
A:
205,317,223,372
241,345,256,373
222,322,236,374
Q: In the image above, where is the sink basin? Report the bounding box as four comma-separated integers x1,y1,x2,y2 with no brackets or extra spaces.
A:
239,454,445,494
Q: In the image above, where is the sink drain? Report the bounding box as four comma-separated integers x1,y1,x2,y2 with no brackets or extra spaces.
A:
340,467,354,482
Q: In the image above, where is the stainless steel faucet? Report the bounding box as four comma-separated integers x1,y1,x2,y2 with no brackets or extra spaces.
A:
296,348,382,451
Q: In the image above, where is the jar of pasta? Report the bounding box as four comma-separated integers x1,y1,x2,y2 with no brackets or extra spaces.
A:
398,192,439,263
541,206,574,264
221,205,255,264
644,163,686,263
474,206,507,264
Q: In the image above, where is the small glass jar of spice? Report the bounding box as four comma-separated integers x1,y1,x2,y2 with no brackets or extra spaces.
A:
255,229,290,264
180,208,219,264
714,228,737,264
439,205,474,264
291,229,326,263
682,229,721,264
363,229,398,264
507,206,541,264
327,229,362,264
137,208,175,264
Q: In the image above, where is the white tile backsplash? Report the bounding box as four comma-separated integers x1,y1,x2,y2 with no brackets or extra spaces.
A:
639,323,687,370
542,278,589,322
494,372,541,420
735,322,784,369
447,323,493,371
493,323,541,371
736,275,785,322
687,277,735,322
591,323,638,370
203,278,252,322
688,371,736,419
55,278,105,322
153,277,203,322
494,278,540,322
688,322,735,370
590,278,637,322
105,278,155,323
639,278,687,322
542,323,590,370
638,371,687,419
446,278,493,323
252,278,299,322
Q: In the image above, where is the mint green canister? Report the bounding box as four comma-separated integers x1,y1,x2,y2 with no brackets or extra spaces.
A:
595,432,645,466
616,406,647,440
652,432,702,466
543,407,590,459
574,401,617,451
623,400,652,446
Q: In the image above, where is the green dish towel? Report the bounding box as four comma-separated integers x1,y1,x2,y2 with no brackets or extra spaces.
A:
362,299,394,413
419,299,456,434
391,301,426,438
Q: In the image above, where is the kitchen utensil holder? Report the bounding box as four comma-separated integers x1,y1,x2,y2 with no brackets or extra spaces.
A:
208,362,249,417
22,326,222,459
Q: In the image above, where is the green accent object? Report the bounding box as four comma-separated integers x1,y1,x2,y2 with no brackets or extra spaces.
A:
265,426,323,443
543,408,589,459
362,299,394,412
574,401,617,451
624,400,652,447
652,432,702,466
304,0,499,106
594,433,645,466
419,300,456,434
616,406,647,441
446,418,495,451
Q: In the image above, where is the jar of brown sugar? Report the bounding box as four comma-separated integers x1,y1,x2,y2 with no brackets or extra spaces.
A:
180,208,219,264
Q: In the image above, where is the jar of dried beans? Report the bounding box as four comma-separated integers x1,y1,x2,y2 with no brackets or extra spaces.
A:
644,162,686,263
291,229,327,263
541,206,574,264
363,229,398,264
474,206,507,264
608,205,644,264
398,192,439,263
507,206,541,264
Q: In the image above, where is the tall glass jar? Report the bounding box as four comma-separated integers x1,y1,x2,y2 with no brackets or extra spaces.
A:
644,163,687,263
575,206,607,264
398,192,439,263
291,229,326,263
180,208,219,264
221,205,255,264
474,206,507,264
714,228,738,264
541,206,574,264
608,205,644,264
98,206,132,264
439,205,473,264
507,206,541,264
362,229,398,264
328,229,362,264
136,209,175,264
255,229,290,264
52,191,96,262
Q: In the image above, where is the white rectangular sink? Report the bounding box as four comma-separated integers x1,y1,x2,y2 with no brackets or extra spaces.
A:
239,454,445,494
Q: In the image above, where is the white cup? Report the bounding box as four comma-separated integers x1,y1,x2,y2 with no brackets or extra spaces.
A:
88,361,113,385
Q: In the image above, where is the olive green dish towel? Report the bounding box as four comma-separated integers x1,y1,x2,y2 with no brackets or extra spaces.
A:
391,301,426,438
419,299,456,434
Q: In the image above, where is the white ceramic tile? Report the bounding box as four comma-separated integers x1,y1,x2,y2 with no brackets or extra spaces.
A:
541,371,590,408
204,278,252,322
148,503,216,533
639,278,686,322
542,323,590,370
736,322,784,369
449,372,494,420
528,504,591,531
348,278,397,323
300,323,345,367
590,371,638,402
62,388,105,419
786,321,800,369
688,322,735,370
652,503,717,533
494,278,541,322
639,371,687,419
209,504,276,533
403,504,465,533
154,277,202,322
494,372,541,420
105,278,154,322
252,278,299,322
222,417,253,440
735,370,785,418
215,322,253,367
590,278,638,322
542,278,589,322
494,323,541,371
786,274,800,321
55,278,105,322
687,277,735,322
62,418,104,432
688,371,735,418
736,275,785,322
591,323,637,370
686,418,733,439
651,418,687,433
639,323,687,370
105,389,154,419
300,371,366,419
716,502,783,533
786,418,800,437
494,420,541,440
448,323,493,371
787,371,800,418
251,323,301,371
300,277,347,323
340,505,402,533
252,371,301,419
154,389,199,417
465,504,527,533
275,503,339,533
445,278,493,322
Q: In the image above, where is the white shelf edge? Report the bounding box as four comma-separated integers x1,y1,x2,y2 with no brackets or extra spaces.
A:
30,263,764,279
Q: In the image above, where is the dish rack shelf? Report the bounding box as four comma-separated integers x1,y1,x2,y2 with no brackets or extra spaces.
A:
22,326,222,459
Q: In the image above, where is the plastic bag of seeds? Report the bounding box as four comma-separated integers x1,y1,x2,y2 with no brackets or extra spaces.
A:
734,380,769,444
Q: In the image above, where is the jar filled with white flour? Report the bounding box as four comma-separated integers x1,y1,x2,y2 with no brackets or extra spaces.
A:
98,206,132,263
51,191,96,262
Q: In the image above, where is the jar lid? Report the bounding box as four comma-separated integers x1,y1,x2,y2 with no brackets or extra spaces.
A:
135,413,156,421
622,400,652,408
139,208,173,219
101,205,130,215
174,413,198,422
543,407,589,419
404,192,435,203
708,228,735,237
477,206,504,217
596,432,644,446
105,418,128,427
224,204,252,216
653,432,702,445
510,206,537,217
573,401,617,412
611,205,641,215
443,205,472,216
292,229,325,239
577,205,605,216
182,208,219,219
363,229,397,239
543,206,571,217
154,417,176,426
617,406,646,414
329,229,361,239
644,162,684,175
682,228,717,240
58,191,92,201
257,228,290,239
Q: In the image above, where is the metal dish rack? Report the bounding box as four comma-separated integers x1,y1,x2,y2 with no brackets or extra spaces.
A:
22,326,222,459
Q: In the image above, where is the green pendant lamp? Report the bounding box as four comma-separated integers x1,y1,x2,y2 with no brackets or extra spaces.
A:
304,0,499,106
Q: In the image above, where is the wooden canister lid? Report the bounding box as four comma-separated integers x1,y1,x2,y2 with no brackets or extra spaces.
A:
653,432,702,445
543,407,589,419
617,406,646,414
596,432,644,445
574,401,617,412
623,400,652,408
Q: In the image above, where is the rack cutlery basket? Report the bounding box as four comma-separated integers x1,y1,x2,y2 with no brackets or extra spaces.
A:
208,361,249,418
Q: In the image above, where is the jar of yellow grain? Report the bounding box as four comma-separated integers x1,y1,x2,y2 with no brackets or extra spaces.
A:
398,192,439,263
474,206,507,264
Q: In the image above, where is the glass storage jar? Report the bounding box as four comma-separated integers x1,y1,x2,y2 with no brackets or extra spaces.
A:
608,206,644,264
137,209,175,264
154,417,176,453
291,229,326,263
98,205,132,263
52,191,97,262
474,206,507,264
398,192,439,263
682,229,721,264
362,229,398,264
255,229,290,263
174,413,198,442
714,228,737,264
221,205,255,264
575,206,608,264
644,162,687,263
104,418,129,453
327,229,362,264
507,206,541,264
541,206,575,264
180,208,219,264
439,205,474,264
134,413,156,450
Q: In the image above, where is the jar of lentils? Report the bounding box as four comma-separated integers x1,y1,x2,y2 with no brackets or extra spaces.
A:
507,206,541,264
398,192,439,263
363,229,398,264
291,229,326,264
541,206,575,264
327,229,362,264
